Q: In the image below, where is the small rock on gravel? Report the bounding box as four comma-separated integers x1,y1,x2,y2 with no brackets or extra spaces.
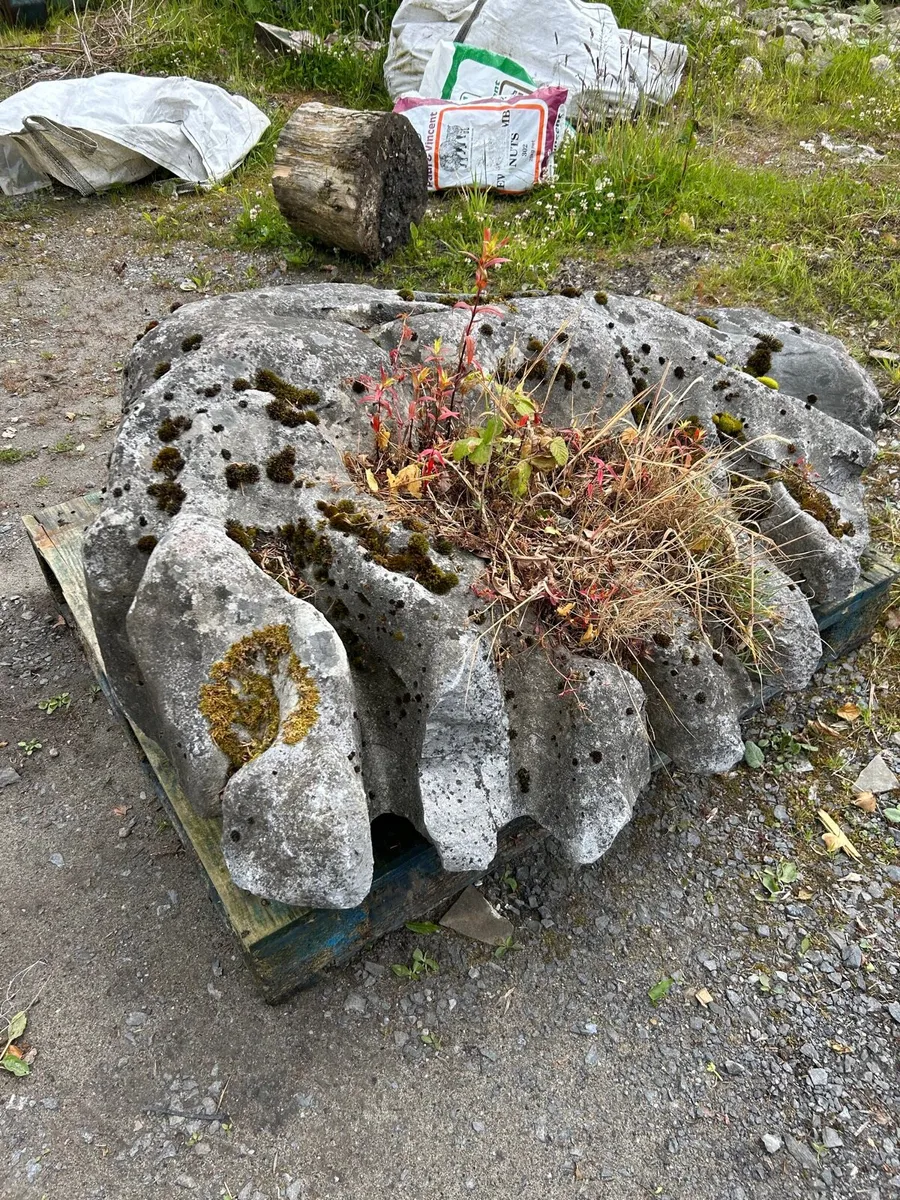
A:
852,753,899,794
785,1135,820,1171
762,1133,782,1154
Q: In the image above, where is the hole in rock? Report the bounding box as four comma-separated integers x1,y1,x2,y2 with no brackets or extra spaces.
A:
370,813,428,864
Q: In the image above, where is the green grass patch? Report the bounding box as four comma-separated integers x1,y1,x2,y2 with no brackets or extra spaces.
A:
0,447,36,465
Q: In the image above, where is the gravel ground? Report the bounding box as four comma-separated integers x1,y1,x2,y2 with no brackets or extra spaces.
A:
1,192,898,1200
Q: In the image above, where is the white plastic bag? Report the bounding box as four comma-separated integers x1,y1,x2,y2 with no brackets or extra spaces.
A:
419,39,537,101
385,0,687,116
395,86,568,191
0,73,270,196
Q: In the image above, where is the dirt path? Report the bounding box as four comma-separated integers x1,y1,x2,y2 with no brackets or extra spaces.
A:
1,190,898,1200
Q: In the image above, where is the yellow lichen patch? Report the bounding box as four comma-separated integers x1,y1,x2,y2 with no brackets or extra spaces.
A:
199,624,320,768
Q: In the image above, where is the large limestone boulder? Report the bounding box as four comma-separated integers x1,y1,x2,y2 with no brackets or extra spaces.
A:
82,285,878,908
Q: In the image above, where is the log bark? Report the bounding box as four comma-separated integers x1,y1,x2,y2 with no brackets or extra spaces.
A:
272,103,428,262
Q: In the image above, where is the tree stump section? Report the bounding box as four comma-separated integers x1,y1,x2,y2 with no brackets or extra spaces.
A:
272,103,428,262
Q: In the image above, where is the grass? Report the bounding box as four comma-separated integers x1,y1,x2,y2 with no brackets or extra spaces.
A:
1,0,898,342
0,447,35,465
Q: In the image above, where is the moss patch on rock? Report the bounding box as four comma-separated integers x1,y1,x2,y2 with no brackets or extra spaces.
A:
773,460,855,538
199,623,320,768
226,518,334,589
151,446,185,479
255,369,322,428
224,462,260,490
266,446,296,484
147,479,186,515
318,499,459,595
157,414,192,443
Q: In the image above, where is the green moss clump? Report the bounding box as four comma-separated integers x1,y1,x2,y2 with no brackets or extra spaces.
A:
199,624,320,768
773,462,855,538
255,369,321,417
266,446,296,484
233,378,251,392
397,287,415,301
157,414,192,443
225,519,257,551
558,362,576,392
224,463,260,490
433,536,454,556
318,501,458,595
147,479,186,515
560,286,583,298
594,291,608,305
265,395,321,427
744,344,771,377
181,333,203,352
153,361,171,379
712,411,744,438
745,333,783,378
151,446,185,479
136,535,158,554
226,518,334,592
754,332,784,352
695,314,718,329
524,339,548,379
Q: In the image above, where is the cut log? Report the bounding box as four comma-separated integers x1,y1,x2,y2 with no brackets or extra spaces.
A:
272,103,428,262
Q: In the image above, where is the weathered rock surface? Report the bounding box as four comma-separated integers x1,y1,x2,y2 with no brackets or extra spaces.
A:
82,284,878,907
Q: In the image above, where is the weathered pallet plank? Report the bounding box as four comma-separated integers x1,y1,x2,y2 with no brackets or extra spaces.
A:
22,495,899,1001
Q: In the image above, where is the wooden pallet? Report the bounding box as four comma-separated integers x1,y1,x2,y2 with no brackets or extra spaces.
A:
23,495,898,1002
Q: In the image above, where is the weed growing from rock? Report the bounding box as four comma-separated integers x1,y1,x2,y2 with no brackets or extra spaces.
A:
349,229,782,671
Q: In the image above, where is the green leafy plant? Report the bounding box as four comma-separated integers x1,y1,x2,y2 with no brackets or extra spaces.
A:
405,921,441,935
648,976,674,1005
884,807,900,824
38,692,70,715
17,739,42,756
757,860,798,901
743,740,765,769
493,935,524,959
1,1011,29,1077
391,948,439,980
420,1031,442,1050
747,727,816,774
